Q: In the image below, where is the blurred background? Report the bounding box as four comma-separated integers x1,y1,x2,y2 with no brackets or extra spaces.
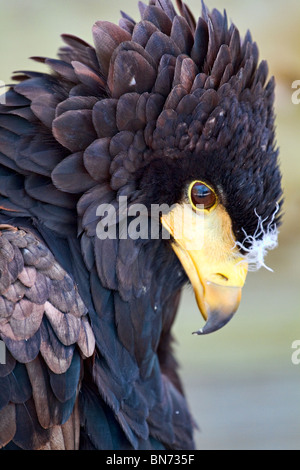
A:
0,0,299,450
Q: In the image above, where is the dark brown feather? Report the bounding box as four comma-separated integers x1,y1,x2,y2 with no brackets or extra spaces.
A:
83,137,111,183
145,31,181,64
132,20,159,47
72,61,106,94
55,96,97,117
93,21,131,77
52,109,97,152
171,15,194,55
0,227,94,449
108,46,157,98
93,99,118,138
0,404,16,447
51,152,96,194
142,5,173,35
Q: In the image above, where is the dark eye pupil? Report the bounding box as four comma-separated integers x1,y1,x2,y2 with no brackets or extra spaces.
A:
191,182,216,210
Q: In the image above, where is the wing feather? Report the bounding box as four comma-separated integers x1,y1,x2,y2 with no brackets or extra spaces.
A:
0,226,95,449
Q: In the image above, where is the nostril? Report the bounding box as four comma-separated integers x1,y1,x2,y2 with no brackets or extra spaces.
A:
216,273,229,282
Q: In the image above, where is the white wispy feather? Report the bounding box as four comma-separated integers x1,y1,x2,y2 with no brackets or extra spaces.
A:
235,204,280,272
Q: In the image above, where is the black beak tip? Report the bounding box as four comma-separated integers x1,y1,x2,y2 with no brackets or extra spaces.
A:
192,310,235,336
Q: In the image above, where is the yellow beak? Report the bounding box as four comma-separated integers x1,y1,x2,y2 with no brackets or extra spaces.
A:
161,203,248,335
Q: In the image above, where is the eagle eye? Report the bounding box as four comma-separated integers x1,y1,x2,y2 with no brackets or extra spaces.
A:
189,181,217,211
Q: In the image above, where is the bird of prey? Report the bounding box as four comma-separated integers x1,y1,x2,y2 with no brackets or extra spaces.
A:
0,0,282,450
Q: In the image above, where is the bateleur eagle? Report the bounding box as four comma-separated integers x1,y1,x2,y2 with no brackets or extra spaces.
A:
0,0,282,450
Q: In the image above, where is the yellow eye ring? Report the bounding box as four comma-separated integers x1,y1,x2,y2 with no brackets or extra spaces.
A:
188,181,218,212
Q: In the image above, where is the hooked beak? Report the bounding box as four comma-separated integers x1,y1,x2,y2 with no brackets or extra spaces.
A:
161,203,248,335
